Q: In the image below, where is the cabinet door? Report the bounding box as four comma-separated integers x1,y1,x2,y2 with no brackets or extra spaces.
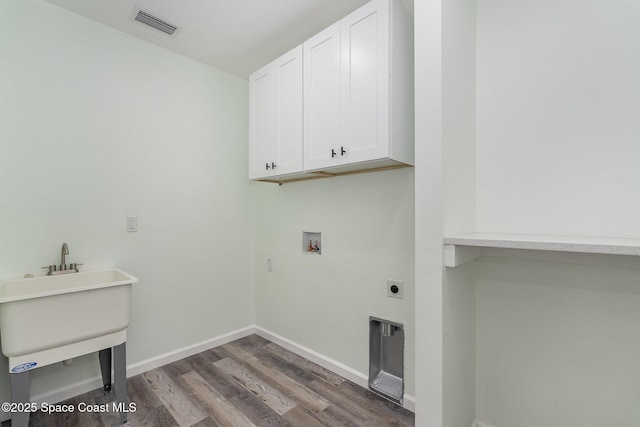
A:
249,65,276,179
303,22,341,171
340,0,390,163
249,46,303,179
273,45,303,176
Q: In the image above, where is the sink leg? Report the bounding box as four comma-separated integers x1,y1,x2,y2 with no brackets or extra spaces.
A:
114,342,128,423
10,370,31,427
98,347,112,393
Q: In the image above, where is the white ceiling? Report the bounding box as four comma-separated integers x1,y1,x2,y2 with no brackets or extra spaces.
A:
45,0,413,78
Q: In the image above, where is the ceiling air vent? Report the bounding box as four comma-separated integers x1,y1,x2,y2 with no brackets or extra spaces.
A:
132,8,179,36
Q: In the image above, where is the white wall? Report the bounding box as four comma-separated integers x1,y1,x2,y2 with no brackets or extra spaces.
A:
442,0,477,425
0,0,253,406
476,0,640,236
474,0,640,425
253,169,415,397
414,0,444,423
476,256,640,427
414,0,478,423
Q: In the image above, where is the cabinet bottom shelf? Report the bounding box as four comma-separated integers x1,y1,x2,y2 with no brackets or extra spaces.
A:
254,161,412,185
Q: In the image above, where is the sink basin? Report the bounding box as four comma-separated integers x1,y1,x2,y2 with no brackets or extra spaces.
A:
0,269,138,368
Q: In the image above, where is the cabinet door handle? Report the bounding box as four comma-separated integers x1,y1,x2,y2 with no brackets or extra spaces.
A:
331,149,336,158
266,163,270,170
341,146,346,155
271,162,276,169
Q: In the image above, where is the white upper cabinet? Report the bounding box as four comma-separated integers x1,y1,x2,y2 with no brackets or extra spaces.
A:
303,22,341,171
249,45,303,179
304,0,413,172
249,0,413,182
340,2,390,165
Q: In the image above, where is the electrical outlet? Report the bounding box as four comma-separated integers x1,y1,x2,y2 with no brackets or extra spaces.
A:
387,279,404,299
267,258,273,272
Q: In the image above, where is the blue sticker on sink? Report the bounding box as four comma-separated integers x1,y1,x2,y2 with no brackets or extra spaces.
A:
11,362,37,373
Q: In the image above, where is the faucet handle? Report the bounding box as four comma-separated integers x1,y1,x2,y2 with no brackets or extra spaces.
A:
41,265,57,275
69,263,83,272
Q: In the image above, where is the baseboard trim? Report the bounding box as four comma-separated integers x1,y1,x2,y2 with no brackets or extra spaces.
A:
473,419,496,427
255,326,415,412
403,394,416,413
126,324,255,377
255,326,368,386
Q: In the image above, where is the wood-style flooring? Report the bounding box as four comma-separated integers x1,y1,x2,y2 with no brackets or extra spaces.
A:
6,335,414,426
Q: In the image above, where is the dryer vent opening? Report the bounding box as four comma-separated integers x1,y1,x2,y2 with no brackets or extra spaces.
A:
369,317,404,404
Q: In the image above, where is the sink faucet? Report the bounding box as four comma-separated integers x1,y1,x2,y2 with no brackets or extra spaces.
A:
43,243,80,275
61,242,69,270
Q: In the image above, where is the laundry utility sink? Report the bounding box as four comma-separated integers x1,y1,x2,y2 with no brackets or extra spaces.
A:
0,269,138,370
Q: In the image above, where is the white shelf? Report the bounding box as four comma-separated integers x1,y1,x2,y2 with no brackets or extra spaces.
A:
443,233,640,267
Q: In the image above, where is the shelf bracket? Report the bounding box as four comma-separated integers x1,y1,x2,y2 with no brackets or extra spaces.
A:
443,244,482,268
